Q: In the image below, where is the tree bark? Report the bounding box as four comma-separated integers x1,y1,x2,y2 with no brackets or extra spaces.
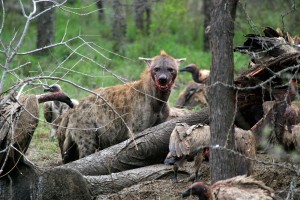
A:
58,107,209,176
96,0,105,21
0,108,209,198
0,163,91,200
208,0,239,183
134,0,152,35
112,0,127,52
36,1,56,55
85,164,173,196
203,0,213,51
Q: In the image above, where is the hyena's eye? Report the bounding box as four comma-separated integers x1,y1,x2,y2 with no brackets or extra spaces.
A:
154,67,160,72
167,68,174,73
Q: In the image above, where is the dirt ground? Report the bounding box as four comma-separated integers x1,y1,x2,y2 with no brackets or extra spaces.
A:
27,144,300,200
96,153,300,200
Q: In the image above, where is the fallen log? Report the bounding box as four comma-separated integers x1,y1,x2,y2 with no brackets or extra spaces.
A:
0,107,209,198
85,164,173,196
0,163,91,200
58,107,209,176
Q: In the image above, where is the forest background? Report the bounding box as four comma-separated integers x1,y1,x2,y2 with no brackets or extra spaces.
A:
1,0,299,165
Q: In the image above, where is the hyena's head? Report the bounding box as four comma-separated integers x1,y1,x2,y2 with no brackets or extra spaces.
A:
139,50,186,91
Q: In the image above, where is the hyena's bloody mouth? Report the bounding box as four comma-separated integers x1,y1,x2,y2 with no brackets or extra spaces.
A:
155,80,174,91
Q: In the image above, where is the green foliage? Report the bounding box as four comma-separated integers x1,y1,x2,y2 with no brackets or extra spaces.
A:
1,0,299,165
1,0,300,102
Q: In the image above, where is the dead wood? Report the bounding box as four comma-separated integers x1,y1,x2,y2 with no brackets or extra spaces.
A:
233,52,300,130
58,107,209,176
85,164,173,196
0,107,208,199
0,162,91,200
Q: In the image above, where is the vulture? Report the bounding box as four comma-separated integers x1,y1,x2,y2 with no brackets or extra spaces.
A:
0,90,74,176
180,64,210,83
261,100,300,153
164,123,256,182
175,82,208,110
176,64,209,110
234,27,300,65
283,80,299,133
43,84,78,139
182,175,278,200
167,107,193,120
164,123,210,182
263,79,299,121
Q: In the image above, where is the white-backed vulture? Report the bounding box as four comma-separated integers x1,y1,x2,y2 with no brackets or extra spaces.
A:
182,175,277,200
0,91,74,176
43,84,79,139
167,107,193,120
258,96,300,158
263,100,300,131
164,123,256,182
175,82,208,110
180,64,210,84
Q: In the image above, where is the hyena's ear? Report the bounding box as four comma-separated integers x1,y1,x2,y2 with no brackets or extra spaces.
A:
139,57,153,67
176,58,187,63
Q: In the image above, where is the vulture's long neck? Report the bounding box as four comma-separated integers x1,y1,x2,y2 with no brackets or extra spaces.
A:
37,92,74,108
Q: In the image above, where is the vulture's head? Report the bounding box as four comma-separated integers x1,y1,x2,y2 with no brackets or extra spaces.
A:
180,64,210,83
44,84,62,93
182,181,211,199
180,64,199,74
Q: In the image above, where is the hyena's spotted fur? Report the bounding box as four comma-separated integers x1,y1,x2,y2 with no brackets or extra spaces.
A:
57,51,185,163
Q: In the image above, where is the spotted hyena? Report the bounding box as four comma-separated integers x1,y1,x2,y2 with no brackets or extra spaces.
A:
57,51,186,163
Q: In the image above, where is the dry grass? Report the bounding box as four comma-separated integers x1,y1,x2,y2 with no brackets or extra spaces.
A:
26,120,62,168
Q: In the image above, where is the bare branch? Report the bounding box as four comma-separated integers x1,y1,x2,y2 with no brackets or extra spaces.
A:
7,62,31,73
0,0,5,35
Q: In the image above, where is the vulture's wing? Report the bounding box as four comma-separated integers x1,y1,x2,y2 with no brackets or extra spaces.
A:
169,123,190,158
186,124,211,157
0,95,39,174
175,82,206,109
211,175,275,200
0,97,24,147
234,127,256,159
0,99,21,162
43,101,53,123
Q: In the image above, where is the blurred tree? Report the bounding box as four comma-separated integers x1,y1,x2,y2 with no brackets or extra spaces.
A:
208,0,239,183
133,0,152,35
203,0,213,51
67,0,77,4
96,0,105,21
36,1,56,55
203,0,237,51
112,0,127,52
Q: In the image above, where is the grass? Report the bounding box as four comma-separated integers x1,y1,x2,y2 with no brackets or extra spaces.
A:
2,1,300,165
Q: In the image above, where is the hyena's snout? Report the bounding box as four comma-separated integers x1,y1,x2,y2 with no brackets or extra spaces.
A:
154,69,177,91
158,74,168,85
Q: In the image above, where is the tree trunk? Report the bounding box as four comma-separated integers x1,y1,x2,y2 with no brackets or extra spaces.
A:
96,0,105,21
134,0,152,35
204,0,237,52
203,0,213,51
85,164,173,196
112,0,127,52
0,163,91,200
67,0,77,4
58,107,209,176
36,1,56,55
0,163,173,199
208,0,239,183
